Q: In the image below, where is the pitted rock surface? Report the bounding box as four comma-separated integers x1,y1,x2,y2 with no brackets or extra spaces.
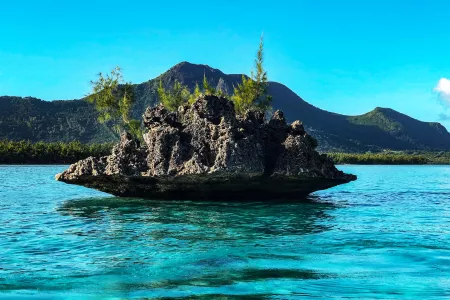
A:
56,95,356,200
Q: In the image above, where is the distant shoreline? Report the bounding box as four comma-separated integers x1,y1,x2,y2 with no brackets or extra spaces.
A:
2,139,450,165
327,152,450,165
0,140,113,165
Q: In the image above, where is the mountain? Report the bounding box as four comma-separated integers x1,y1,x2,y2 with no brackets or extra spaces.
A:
2,62,450,152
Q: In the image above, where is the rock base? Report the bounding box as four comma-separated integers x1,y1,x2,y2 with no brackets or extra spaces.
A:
57,173,353,201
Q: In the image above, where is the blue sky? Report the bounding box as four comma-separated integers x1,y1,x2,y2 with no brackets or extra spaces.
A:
2,0,450,128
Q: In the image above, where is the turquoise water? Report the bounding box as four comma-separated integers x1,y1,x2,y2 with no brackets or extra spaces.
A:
1,165,450,299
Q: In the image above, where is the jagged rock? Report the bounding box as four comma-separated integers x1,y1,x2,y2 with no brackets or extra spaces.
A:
105,132,148,176
56,95,356,200
290,120,305,135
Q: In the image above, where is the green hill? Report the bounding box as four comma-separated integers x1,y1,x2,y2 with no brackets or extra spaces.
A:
1,62,450,152
348,107,450,149
0,96,116,143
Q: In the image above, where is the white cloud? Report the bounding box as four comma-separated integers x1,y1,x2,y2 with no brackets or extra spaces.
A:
435,78,450,105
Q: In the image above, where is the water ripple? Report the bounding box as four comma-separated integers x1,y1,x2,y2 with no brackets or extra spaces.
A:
1,165,450,298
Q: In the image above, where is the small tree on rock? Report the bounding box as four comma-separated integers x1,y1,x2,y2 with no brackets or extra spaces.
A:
232,35,272,115
202,73,216,96
87,66,143,140
157,79,191,111
189,82,202,104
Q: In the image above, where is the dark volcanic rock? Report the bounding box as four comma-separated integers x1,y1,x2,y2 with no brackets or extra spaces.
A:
56,95,356,200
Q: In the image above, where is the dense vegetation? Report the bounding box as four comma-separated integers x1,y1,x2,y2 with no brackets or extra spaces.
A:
0,96,117,143
328,152,428,165
401,150,450,164
0,140,113,164
327,151,450,165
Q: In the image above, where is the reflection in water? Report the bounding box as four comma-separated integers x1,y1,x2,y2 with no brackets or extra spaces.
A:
53,197,338,297
58,196,337,236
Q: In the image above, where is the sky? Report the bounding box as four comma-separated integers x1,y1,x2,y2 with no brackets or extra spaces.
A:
2,0,450,128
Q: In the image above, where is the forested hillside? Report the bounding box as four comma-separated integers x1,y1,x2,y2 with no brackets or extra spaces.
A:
0,96,116,143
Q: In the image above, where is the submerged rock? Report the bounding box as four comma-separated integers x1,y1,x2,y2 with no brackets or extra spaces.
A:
56,95,356,200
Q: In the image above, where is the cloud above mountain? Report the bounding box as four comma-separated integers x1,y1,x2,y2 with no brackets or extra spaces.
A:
435,78,450,105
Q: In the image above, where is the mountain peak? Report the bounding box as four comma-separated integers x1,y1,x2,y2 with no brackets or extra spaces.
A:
152,62,243,96
166,61,224,77
373,107,396,113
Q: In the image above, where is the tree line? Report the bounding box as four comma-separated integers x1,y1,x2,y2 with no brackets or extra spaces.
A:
0,140,112,164
4,139,450,165
327,152,429,165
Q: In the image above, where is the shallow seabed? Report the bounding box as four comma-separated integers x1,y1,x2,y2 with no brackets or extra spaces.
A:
1,165,450,299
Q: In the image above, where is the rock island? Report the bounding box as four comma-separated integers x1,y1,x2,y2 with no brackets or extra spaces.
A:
56,95,356,200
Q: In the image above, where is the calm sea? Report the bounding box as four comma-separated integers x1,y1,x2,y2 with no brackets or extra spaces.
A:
0,165,449,299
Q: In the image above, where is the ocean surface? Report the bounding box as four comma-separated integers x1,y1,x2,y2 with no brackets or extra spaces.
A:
0,165,450,299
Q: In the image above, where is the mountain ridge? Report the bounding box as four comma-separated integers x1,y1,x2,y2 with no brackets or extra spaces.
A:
1,61,449,152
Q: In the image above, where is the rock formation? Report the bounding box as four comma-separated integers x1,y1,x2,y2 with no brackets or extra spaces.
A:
56,95,356,200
